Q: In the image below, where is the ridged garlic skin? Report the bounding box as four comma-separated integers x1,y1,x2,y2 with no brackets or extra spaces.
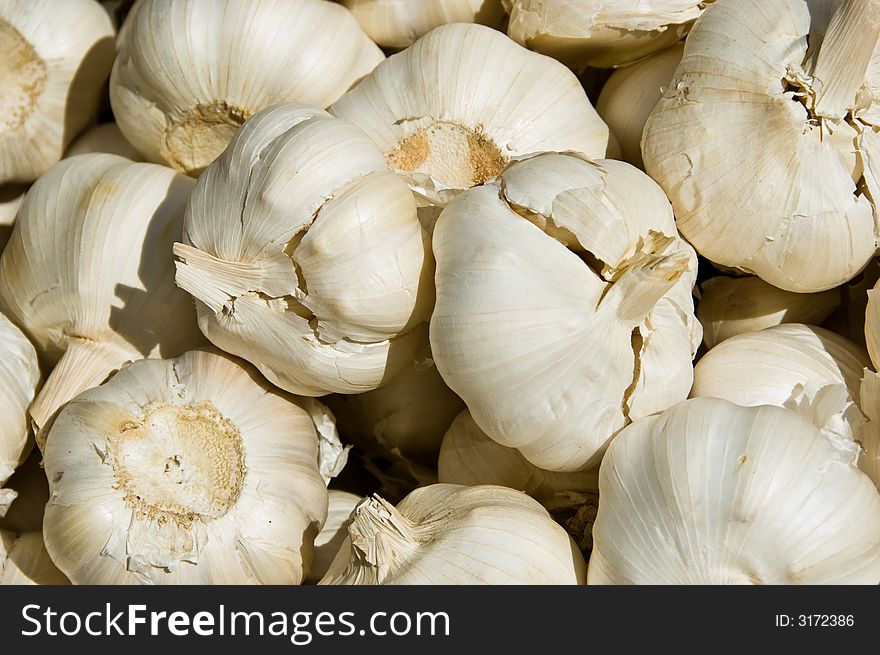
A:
0,313,39,500
698,276,841,349
1,530,68,585
43,349,329,585
431,152,700,472
320,485,586,585
330,23,611,207
174,104,433,397
110,0,384,176
305,490,361,585
860,371,880,491
504,0,701,69
0,0,115,184
589,398,880,584
342,0,505,48
642,0,879,292
0,154,204,445
438,410,598,507
66,123,143,160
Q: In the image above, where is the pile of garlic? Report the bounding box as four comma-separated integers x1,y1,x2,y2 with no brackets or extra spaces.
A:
2,0,880,587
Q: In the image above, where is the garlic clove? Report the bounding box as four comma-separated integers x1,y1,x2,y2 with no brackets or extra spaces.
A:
42,349,329,585
305,490,362,585
1,530,69,585
320,484,586,585
589,397,880,584
65,122,143,160
110,0,384,176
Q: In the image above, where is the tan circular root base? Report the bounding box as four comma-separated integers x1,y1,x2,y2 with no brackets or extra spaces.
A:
163,101,251,176
0,18,46,132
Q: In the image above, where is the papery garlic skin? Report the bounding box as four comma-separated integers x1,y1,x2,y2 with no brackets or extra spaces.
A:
342,0,505,48
698,276,841,349
110,0,384,176
589,397,880,584
66,123,143,160
642,0,879,292
504,0,701,69
330,23,611,208
320,484,586,585
0,154,204,446
305,490,361,585
43,349,328,585
431,152,700,472
174,104,433,397
1,530,68,585
0,0,115,184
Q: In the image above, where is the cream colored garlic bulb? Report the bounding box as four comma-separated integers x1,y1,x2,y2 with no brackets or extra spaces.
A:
504,0,702,69
1,530,68,585
174,104,433,397
438,410,598,509
66,123,143,160
0,312,40,514
342,0,505,48
698,276,841,349
431,152,701,472
597,43,683,168
320,484,586,584
110,0,383,176
643,0,879,293
305,490,361,585
330,23,611,209
43,349,329,585
589,397,880,584
0,153,204,446
0,0,115,184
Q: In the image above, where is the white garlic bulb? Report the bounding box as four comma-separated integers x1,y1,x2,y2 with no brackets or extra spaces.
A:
43,349,329,585
431,152,700,472
0,312,40,515
0,154,204,446
438,410,598,509
110,0,384,176
589,397,880,584
342,0,506,48
597,43,683,168
66,123,143,160
305,490,361,585
329,23,611,208
0,0,115,184
174,104,433,397
643,0,880,292
504,0,702,69
320,485,586,584
698,276,841,349
1,530,68,585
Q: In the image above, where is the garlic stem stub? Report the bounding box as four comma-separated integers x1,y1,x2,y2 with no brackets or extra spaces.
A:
342,0,506,49
320,484,586,585
1,530,69,585
0,0,116,184
42,349,329,585
329,23,611,208
589,397,880,584
174,103,434,397
503,0,702,70
0,153,204,447
110,0,384,176
642,0,880,292
305,490,361,585
431,152,700,472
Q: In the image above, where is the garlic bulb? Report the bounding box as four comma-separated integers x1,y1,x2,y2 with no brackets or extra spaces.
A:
0,153,204,446
438,410,598,508
642,0,880,292
431,152,700,472
320,484,586,584
596,43,683,168
174,104,433,397
43,349,329,585
589,397,880,584
1,530,68,585
329,23,611,209
698,276,841,349
342,0,506,49
0,451,47,534
305,490,361,585
0,312,40,514
503,0,702,70
0,0,115,184
66,123,143,160
110,0,384,176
